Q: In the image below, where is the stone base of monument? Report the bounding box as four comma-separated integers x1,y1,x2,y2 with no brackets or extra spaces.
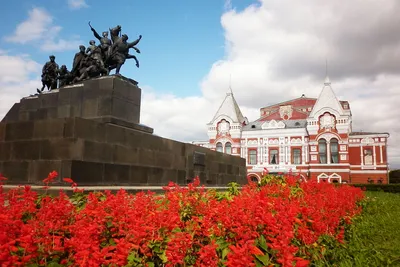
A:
0,75,246,186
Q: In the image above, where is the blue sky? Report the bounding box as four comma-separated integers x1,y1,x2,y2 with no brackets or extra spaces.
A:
0,0,255,97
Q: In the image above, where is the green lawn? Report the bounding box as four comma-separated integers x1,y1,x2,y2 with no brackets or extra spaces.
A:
323,191,400,266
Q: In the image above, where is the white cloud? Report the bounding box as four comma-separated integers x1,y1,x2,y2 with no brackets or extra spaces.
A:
144,0,400,168
140,86,216,141
0,53,42,118
5,7,82,52
67,0,89,10
5,8,52,44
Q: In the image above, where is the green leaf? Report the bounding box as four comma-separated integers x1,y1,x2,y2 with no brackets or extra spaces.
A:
257,235,268,252
255,260,264,267
147,262,155,267
160,251,168,263
255,254,270,266
222,247,229,259
127,253,135,262
109,238,116,246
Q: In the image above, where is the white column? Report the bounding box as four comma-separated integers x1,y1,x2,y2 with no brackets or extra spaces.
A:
360,145,364,165
327,141,331,164
285,146,288,164
373,145,376,166
305,145,308,163
380,145,383,164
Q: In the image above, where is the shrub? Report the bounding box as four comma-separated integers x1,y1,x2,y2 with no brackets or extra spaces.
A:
352,184,400,193
0,172,364,267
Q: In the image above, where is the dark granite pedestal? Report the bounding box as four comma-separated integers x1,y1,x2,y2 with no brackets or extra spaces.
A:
0,75,246,186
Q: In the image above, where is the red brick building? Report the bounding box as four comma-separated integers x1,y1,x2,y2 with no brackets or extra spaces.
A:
193,77,390,184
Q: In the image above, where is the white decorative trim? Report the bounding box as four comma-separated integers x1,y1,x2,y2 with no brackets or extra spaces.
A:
317,173,330,183
350,170,388,174
317,132,340,141
299,174,308,183
279,105,293,120
328,173,342,183
290,138,302,144
311,169,350,172
309,163,350,166
268,139,279,145
349,143,386,147
319,113,336,130
216,137,233,145
350,165,387,168
361,137,374,144
318,173,329,178
261,120,286,129
247,139,258,146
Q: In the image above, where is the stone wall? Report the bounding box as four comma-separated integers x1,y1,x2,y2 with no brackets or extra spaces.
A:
0,76,246,186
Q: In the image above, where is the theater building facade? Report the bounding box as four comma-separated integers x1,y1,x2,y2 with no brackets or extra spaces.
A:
192,77,390,184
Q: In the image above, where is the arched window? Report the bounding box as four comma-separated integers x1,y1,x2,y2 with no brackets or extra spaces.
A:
319,139,327,163
216,142,223,152
225,142,232,154
249,176,259,183
330,138,339,163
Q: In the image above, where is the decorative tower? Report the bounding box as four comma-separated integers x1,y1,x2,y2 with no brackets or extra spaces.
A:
306,76,352,182
206,88,247,156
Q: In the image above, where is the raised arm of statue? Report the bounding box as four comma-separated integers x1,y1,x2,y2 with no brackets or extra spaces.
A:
128,35,142,48
88,21,102,41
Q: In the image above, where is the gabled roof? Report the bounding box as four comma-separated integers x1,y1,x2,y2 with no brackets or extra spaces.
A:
256,109,309,121
210,92,245,124
309,76,344,117
260,96,317,110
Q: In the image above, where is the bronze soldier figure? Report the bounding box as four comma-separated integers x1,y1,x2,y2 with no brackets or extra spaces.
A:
37,55,59,93
34,22,143,91
73,57,107,83
58,65,72,87
88,22,112,64
86,40,105,69
71,45,87,79
107,34,142,75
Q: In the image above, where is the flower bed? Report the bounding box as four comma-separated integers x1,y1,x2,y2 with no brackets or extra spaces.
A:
0,172,364,267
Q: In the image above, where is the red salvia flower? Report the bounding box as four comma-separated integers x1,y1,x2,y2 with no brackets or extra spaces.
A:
0,171,365,266
63,178,74,184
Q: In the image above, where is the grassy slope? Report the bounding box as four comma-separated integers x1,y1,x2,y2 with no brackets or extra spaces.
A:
328,192,400,267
